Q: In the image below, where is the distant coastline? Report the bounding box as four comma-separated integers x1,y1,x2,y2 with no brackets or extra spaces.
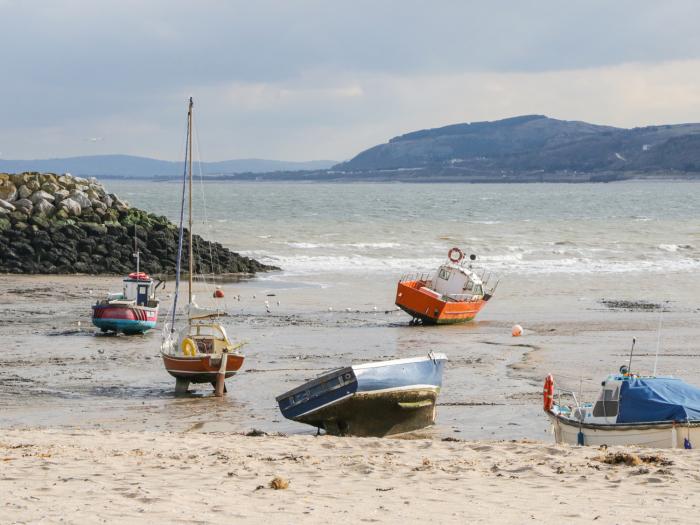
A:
144,169,700,183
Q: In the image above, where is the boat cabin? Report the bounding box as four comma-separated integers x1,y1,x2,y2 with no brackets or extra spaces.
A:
122,272,158,307
574,375,624,424
560,371,700,426
177,322,233,355
431,264,484,301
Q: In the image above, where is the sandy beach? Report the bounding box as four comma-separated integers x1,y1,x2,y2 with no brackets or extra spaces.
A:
2,428,699,524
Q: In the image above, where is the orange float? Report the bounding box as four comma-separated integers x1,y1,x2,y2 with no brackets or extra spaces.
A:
543,374,555,411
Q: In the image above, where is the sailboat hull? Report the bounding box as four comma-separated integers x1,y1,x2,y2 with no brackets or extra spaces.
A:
161,352,244,384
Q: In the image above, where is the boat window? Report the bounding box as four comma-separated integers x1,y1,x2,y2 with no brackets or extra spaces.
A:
592,387,619,417
464,280,474,292
474,285,483,295
438,268,451,280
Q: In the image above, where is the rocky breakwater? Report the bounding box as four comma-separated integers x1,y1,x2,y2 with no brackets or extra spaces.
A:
0,172,277,275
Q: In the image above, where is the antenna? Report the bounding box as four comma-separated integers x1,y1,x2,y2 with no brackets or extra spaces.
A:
132,224,140,275
653,310,664,376
627,337,636,375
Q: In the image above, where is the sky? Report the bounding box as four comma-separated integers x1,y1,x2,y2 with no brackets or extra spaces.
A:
2,0,700,162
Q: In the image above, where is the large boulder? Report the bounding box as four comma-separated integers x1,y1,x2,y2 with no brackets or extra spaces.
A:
59,197,82,216
41,182,61,194
31,190,55,204
34,198,55,216
53,189,70,202
13,198,33,214
69,190,92,209
0,183,17,202
18,185,32,199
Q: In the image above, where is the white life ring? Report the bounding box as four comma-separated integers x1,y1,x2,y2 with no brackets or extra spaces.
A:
448,247,464,263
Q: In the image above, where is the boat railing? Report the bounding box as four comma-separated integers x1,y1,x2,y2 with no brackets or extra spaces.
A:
554,386,581,410
399,272,434,285
443,293,482,302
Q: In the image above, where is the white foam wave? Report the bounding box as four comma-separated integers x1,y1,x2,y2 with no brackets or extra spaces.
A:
658,244,693,253
249,252,700,277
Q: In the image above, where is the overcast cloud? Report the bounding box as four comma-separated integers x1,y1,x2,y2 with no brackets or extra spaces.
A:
2,0,700,161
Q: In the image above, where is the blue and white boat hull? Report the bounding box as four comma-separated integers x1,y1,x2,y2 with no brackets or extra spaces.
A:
276,353,447,437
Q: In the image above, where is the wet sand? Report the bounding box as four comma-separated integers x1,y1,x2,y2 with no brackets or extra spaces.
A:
2,271,699,439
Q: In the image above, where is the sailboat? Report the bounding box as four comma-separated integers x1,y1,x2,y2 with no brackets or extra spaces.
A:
160,97,245,395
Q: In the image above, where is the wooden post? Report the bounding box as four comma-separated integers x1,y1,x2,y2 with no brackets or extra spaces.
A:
215,352,228,397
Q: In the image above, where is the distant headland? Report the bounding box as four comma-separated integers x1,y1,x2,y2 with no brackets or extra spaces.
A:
5,115,700,182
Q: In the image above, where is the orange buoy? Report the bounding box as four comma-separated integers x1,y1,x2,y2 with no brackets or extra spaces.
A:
512,324,523,337
543,374,555,411
214,288,225,298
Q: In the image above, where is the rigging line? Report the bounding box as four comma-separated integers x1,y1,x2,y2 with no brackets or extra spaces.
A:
188,109,212,294
192,114,223,284
170,100,191,332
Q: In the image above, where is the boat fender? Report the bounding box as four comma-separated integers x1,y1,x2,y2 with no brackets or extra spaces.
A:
182,337,196,357
448,247,464,263
543,374,555,411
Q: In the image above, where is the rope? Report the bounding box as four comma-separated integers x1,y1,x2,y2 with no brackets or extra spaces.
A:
193,121,224,281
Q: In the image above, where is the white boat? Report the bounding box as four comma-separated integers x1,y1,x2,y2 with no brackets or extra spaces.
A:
544,367,700,448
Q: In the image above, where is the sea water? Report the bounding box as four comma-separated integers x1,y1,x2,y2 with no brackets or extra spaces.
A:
107,180,700,277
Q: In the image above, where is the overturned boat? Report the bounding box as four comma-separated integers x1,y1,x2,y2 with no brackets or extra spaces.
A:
276,353,447,437
544,369,700,448
396,247,496,325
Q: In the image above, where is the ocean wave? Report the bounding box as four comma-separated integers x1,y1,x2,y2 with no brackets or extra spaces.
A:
658,244,694,252
247,252,700,276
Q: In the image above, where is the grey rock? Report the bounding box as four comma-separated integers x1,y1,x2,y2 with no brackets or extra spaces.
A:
59,197,82,216
0,199,15,212
18,185,32,199
34,199,55,215
0,183,17,202
69,190,92,209
31,190,56,204
14,198,33,214
41,182,61,194
54,189,70,202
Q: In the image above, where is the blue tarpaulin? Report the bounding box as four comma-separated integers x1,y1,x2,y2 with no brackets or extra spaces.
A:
617,378,700,423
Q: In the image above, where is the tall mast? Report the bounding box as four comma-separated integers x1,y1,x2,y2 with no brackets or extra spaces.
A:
187,97,194,305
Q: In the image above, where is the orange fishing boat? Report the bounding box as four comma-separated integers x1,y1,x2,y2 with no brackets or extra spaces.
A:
395,247,497,325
